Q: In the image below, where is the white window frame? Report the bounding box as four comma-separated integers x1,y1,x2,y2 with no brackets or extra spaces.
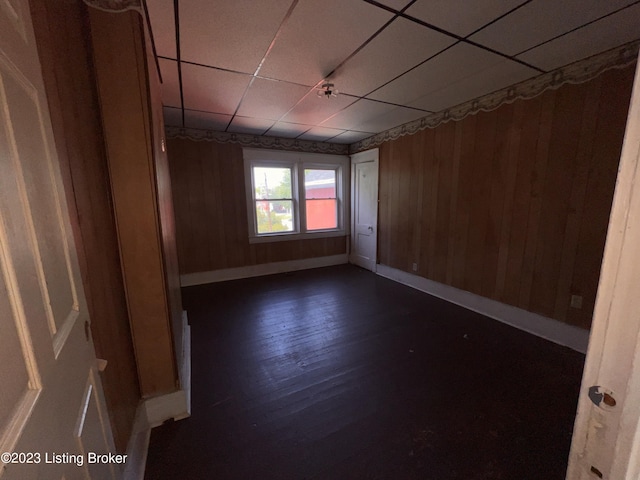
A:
243,148,349,243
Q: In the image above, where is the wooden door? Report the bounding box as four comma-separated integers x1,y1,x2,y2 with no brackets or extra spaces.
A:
350,149,379,271
0,1,116,479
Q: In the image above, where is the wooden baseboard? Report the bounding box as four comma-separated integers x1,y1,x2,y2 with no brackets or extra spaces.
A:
180,254,349,286
376,264,590,353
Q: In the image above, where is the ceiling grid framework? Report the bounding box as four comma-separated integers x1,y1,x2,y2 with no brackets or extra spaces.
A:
147,0,640,145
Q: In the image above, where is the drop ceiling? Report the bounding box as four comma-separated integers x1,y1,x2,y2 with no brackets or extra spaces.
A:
147,0,640,144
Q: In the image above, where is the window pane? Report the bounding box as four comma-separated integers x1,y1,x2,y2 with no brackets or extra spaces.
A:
306,199,337,230
254,167,292,200
304,169,336,199
256,200,293,234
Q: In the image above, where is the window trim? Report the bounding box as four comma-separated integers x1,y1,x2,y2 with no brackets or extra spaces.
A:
243,148,349,244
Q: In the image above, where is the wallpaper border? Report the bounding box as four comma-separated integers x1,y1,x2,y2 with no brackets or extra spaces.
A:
164,128,350,155
349,40,640,153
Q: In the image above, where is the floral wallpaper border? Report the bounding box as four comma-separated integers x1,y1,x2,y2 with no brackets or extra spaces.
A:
164,128,350,155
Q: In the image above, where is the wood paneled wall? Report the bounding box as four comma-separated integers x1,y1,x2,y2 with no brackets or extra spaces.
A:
167,138,346,274
378,65,635,329
90,9,180,396
30,0,139,452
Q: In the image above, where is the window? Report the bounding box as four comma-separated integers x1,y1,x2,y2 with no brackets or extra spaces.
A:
253,166,294,234
243,148,349,242
304,169,337,230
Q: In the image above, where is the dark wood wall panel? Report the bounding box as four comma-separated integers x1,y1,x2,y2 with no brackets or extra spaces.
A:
378,66,635,329
30,0,139,452
168,139,347,275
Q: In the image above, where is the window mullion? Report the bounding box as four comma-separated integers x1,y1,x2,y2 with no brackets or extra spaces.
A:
296,163,307,233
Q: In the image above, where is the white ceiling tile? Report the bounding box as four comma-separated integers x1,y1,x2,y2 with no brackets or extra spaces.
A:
163,106,182,127
369,43,537,106
265,122,314,138
405,0,524,37
367,43,484,104
146,0,176,58
353,106,427,132
330,130,375,144
376,0,414,10
228,117,275,135
517,4,640,71
470,0,637,56
297,126,346,142
158,58,181,108
409,57,537,111
280,92,357,125
236,78,311,120
184,110,232,131
181,63,251,115
259,0,394,86
179,0,292,73
330,17,456,96
320,99,398,130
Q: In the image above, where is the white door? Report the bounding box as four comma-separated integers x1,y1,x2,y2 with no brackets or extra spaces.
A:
0,2,116,480
350,149,379,271
565,53,640,479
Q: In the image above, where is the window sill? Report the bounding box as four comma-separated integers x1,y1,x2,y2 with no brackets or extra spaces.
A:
248,229,346,244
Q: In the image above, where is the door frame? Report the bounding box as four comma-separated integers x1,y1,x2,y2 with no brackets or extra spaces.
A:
350,148,379,272
565,52,640,479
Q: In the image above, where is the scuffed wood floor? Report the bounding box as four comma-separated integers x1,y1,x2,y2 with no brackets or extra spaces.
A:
145,264,584,479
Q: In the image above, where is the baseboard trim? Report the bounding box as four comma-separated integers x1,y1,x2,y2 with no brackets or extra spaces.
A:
143,315,192,427
375,264,590,353
180,254,349,286
122,404,151,480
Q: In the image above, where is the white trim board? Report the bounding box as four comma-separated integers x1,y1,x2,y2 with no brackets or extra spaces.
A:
122,404,151,480
180,254,348,286
143,314,191,428
376,264,590,353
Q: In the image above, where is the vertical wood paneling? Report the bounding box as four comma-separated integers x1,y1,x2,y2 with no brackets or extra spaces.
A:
167,139,347,274
482,103,513,299
445,121,463,284
566,66,635,327
554,77,603,321
529,84,584,317
494,101,525,300
518,90,556,310
464,109,497,295
423,128,439,278
450,114,477,290
432,121,455,283
502,95,543,307
378,66,635,329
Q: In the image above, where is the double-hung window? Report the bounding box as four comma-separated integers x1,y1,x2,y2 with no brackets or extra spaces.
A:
243,148,348,243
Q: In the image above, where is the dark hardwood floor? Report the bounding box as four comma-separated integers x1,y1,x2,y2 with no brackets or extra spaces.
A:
144,264,584,479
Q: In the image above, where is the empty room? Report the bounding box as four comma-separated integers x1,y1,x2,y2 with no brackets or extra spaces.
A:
2,1,640,479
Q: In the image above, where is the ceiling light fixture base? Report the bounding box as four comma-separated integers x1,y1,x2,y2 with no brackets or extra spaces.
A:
317,82,339,99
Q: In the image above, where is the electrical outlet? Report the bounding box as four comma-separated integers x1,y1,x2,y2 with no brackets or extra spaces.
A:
570,295,583,309
412,263,418,272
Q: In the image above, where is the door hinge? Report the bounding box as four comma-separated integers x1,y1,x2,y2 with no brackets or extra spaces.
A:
84,320,91,342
